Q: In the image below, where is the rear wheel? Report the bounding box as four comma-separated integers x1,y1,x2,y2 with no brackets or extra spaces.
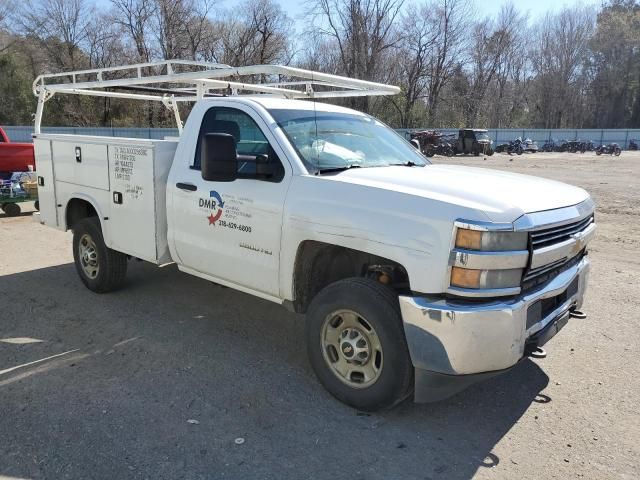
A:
305,278,413,411
3,203,20,217
72,217,128,293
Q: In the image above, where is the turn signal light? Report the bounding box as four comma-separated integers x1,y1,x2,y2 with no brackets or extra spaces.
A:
450,267,481,288
455,229,483,250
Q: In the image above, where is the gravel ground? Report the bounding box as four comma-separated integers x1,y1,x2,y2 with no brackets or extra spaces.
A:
0,151,638,480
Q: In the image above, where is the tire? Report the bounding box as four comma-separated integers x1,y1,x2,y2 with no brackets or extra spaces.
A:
72,217,128,293
305,277,414,411
34,200,40,211
3,203,21,217
614,149,621,156
596,150,602,156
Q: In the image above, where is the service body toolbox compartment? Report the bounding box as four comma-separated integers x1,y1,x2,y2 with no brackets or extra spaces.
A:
33,134,178,264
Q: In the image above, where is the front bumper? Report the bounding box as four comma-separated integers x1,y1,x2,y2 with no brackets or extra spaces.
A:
399,256,590,402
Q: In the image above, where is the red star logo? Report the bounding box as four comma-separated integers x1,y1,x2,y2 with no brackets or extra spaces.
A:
207,210,222,225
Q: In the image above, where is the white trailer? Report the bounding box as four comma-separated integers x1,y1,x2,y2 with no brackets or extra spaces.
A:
33,62,595,410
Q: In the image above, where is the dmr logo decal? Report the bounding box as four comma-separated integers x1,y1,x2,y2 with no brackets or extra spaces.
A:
199,191,224,225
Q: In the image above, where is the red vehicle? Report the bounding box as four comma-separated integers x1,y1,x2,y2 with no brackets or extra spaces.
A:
0,127,36,174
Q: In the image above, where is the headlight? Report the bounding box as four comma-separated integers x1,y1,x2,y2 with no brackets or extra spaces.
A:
455,228,528,251
449,226,529,294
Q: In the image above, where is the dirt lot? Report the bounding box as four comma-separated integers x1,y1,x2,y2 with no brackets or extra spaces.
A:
0,151,638,480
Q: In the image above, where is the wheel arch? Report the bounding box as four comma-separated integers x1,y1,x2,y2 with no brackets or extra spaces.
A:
65,195,105,231
291,240,410,314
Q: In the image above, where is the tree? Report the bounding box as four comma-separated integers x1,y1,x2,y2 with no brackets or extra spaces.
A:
464,3,524,126
386,0,470,128
589,0,640,127
211,0,292,66
110,0,156,62
529,6,594,128
19,0,92,70
310,0,404,112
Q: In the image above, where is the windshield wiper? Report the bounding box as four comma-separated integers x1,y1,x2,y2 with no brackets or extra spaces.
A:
316,164,362,174
390,161,421,167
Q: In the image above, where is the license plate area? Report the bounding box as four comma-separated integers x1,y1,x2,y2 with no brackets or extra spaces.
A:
526,276,579,330
529,310,570,348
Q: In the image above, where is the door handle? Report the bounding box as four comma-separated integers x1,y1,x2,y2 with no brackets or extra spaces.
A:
176,182,197,192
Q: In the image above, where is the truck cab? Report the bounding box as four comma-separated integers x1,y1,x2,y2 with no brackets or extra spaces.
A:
455,128,494,156
32,62,595,411
0,127,36,175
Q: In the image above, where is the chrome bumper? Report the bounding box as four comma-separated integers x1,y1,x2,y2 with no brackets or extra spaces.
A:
399,256,590,400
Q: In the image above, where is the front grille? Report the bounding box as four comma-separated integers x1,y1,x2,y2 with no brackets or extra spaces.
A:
521,214,594,292
530,215,594,249
522,251,585,292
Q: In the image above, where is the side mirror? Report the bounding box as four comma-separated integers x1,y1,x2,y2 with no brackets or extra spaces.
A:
201,133,237,182
410,139,421,150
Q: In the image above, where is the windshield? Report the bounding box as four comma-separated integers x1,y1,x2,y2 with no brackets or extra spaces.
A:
269,109,428,171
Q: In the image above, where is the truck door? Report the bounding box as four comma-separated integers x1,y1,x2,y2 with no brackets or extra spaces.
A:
169,105,289,298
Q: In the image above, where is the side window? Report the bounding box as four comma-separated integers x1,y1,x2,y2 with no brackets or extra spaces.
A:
193,107,283,181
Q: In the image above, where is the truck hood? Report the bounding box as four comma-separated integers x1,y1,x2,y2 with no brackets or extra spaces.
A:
326,164,589,223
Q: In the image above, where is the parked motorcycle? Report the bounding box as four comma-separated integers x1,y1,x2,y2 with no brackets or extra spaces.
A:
410,130,454,157
523,138,538,153
579,140,595,152
566,140,584,153
541,139,557,152
595,143,622,156
495,137,524,155
554,139,571,152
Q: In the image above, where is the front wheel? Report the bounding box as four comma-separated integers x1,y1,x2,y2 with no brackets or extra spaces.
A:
72,217,128,293
305,278,414,411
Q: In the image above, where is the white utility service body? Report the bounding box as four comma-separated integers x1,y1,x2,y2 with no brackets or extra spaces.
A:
32,62,595,407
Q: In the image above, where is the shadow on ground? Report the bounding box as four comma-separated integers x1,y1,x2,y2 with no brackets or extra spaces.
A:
0,262,550,480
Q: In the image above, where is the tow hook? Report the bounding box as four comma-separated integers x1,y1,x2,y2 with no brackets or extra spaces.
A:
569,309,587,319
529,346,547,359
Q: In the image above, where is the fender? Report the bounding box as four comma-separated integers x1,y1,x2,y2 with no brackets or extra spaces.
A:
63,193,113,247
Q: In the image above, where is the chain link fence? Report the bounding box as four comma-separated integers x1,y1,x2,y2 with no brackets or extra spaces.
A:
3,126,179,142
4,125,640,148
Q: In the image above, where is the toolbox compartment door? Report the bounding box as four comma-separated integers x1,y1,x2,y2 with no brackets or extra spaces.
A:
33,137,58,227
52,141,109,191
107,141,174,264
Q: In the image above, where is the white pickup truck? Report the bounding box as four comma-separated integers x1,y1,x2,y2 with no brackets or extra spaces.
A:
32,62,595,410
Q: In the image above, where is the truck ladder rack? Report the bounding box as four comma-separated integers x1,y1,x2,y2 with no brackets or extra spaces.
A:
32,60,400,134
